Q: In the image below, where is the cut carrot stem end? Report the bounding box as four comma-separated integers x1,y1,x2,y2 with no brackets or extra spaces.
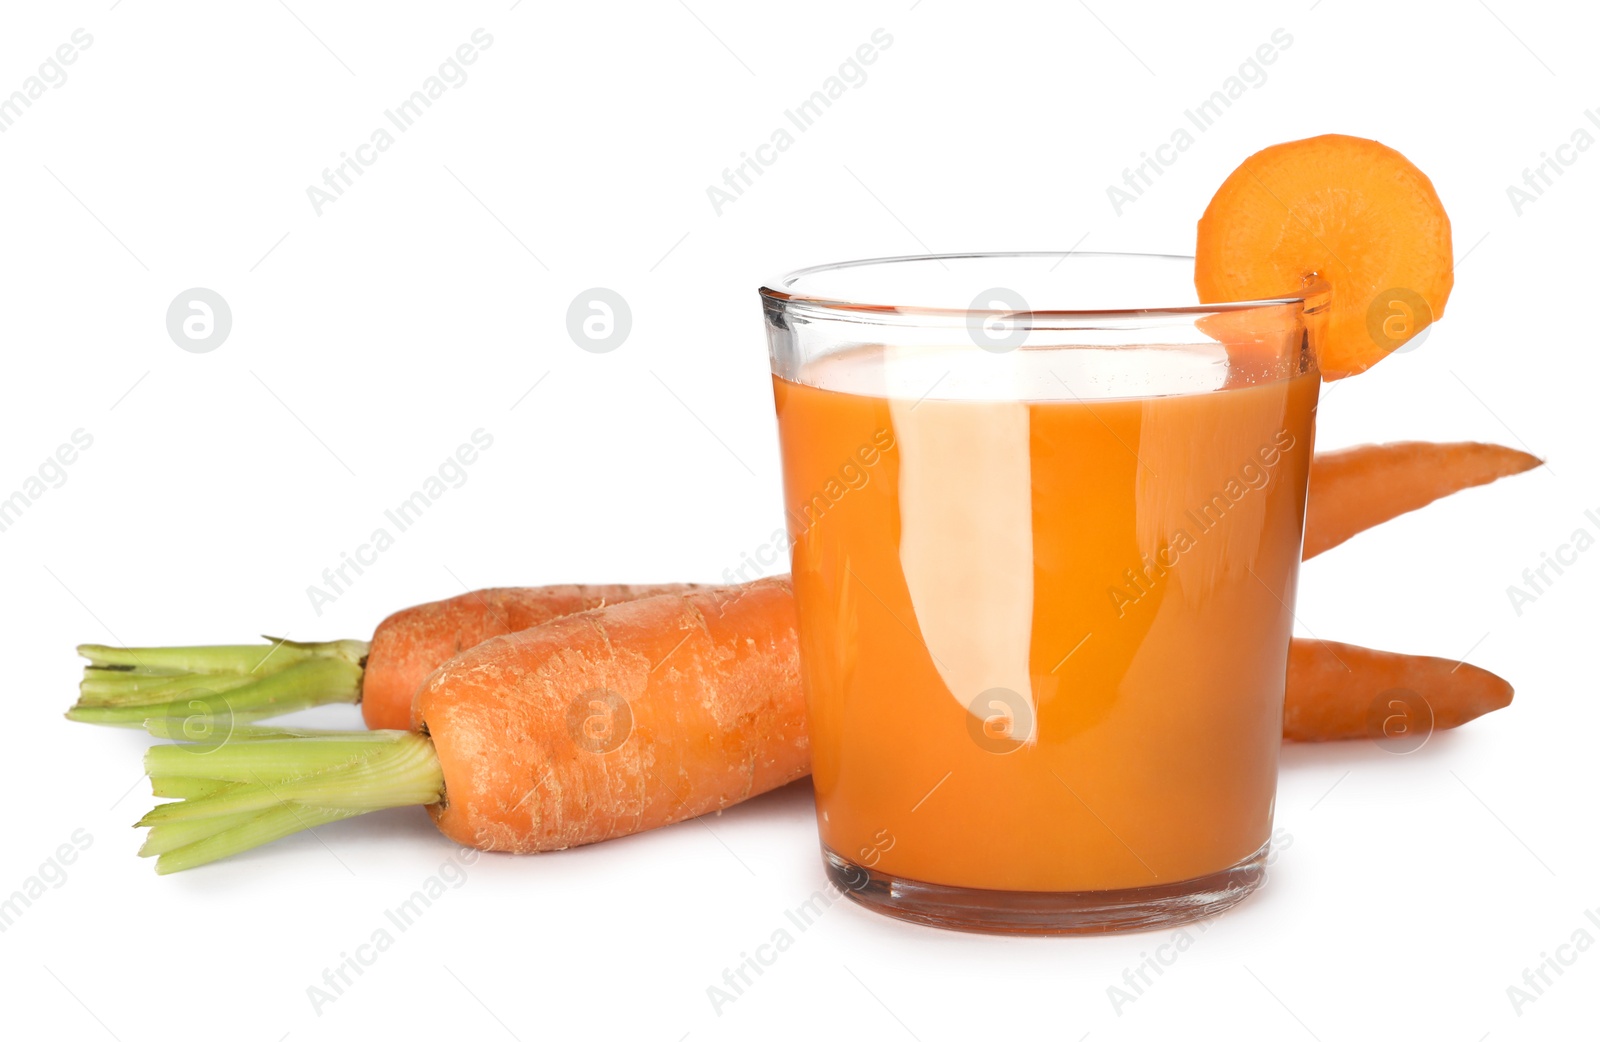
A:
138,726,444,874
67,638,368,728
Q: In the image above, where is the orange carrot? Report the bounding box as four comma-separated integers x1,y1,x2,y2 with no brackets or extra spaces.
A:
1284,637,1513,743
137,579,808,873
1195,134,1454,379
1304,441,1541,559
419,578,806,851
361,584,702,729
68,583,701,729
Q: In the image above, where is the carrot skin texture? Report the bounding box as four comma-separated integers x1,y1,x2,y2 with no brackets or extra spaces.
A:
1303,441,1540,560
362,584,701,729
419,577,807,853
1283,638,1513,742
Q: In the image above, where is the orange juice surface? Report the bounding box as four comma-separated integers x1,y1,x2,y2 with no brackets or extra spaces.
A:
774,345,1318,893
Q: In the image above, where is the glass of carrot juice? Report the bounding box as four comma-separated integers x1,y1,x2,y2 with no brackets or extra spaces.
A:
761,253,1326,933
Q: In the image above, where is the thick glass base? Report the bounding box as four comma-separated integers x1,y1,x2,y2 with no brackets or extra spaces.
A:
824,840,1269,935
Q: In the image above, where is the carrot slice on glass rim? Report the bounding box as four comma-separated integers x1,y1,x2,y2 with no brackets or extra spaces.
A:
1195,133,1453,379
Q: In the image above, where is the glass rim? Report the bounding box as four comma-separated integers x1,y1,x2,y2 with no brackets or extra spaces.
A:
759,251,1330,325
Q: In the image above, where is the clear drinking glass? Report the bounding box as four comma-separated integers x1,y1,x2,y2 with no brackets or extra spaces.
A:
761,252,1326,934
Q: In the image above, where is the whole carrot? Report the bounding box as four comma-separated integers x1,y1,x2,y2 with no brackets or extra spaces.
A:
1303,441,1540,559
137,579,807,873
421,578,806,852
1283,637,1513,742
68,583,701,730
69,441,1535,731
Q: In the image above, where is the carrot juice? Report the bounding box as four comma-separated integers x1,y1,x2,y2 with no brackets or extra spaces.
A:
773,345,1318,898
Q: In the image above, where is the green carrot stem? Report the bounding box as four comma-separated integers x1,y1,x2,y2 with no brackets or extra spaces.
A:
140,809,263,857
154,805,368,875
140,744,440,825
67,640,368,728
76,670,265,709
137,728,444,874
149,777,238,800
146,730,402,783
144,721,387,742
79,638,367,673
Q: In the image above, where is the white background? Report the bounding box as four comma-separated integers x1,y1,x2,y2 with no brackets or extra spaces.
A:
1,1,1594,1039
